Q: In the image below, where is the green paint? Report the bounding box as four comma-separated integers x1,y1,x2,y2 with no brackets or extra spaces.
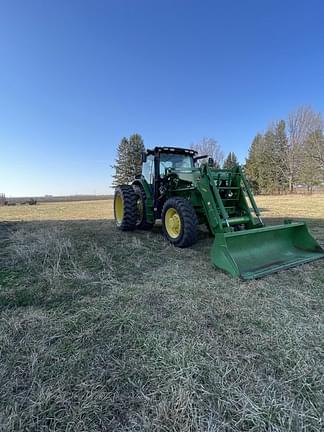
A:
132,148,324,278
211,223,324,279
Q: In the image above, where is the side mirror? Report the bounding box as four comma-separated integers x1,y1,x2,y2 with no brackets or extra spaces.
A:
208,157,214,166
193,154,208,162
141,151,147,163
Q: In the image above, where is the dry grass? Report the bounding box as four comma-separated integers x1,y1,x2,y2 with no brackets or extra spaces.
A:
0,200,114,221
0,194,323,223
0,195,323,431
256,194,324,220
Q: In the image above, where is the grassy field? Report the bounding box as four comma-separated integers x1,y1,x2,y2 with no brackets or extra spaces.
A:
0,199,114,221
0,196,323,431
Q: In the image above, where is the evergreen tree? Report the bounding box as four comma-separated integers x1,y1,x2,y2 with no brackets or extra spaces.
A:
113,134,145,186
223,152,239,169
261,129,278,193
245,122,289,194
262,121,289,193
245,133,264,193
129,133,145,179
273,120,289,193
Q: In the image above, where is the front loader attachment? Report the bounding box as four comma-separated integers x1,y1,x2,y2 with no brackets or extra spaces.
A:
211,222,324,279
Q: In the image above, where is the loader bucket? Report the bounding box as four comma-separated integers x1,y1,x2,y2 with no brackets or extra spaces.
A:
211,222,324,279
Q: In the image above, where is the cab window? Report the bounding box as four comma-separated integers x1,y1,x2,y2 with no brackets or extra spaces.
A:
142,155,154,184
159,153,193,176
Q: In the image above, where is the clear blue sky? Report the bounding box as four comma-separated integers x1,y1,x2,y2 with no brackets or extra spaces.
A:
1,0,324,196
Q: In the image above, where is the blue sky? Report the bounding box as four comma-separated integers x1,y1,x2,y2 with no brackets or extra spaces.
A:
1,0,324,196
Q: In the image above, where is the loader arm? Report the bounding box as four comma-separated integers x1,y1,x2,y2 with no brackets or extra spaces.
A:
196,165,263,235
195,164,324,279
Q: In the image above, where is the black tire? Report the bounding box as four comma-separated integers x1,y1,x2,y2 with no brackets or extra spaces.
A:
162,197,198,248
133,185,154,230
114,185,137,230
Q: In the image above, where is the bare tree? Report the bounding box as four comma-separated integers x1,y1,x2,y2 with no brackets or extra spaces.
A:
286,106,323,192
191,137,224,167
304,129,324,171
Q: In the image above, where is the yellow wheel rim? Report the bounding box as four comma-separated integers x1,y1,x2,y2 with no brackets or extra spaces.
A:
165,208,181,239
114,193,124,223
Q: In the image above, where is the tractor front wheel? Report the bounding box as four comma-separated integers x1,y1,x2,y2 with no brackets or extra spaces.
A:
162,197,198,248
114,185,137,230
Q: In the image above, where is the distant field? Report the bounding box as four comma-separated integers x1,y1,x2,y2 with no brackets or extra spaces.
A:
0,194,323,431
0,199,114,221
0,193,323,222
5,194,113,204
256,193,324,220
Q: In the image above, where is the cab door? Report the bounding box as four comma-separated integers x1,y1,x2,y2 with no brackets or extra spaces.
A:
142,155,154,189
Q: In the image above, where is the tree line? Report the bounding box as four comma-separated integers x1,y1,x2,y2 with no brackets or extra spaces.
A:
245,106,324,193
113,105,324,193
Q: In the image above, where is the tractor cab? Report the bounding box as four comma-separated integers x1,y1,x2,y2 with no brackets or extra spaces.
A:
140,147,205,221
141,147,198,186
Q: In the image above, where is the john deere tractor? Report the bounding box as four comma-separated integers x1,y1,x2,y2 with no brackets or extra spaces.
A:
114,146,324,279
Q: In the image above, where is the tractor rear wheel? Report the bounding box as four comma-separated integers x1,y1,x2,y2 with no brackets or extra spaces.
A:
162,197,198,248
133,185,153,230
114,185,137,230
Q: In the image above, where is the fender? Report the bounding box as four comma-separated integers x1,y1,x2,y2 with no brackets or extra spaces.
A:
132,177,154,224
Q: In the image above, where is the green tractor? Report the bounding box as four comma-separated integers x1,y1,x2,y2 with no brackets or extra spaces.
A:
114,146,324,279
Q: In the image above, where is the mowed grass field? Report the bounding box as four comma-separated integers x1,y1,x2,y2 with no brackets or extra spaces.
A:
0,195,323,431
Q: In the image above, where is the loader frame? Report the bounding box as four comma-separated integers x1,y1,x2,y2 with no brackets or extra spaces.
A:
133,147,263,234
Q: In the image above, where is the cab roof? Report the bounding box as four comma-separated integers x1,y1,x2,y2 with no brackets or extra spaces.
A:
146,146,197,156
